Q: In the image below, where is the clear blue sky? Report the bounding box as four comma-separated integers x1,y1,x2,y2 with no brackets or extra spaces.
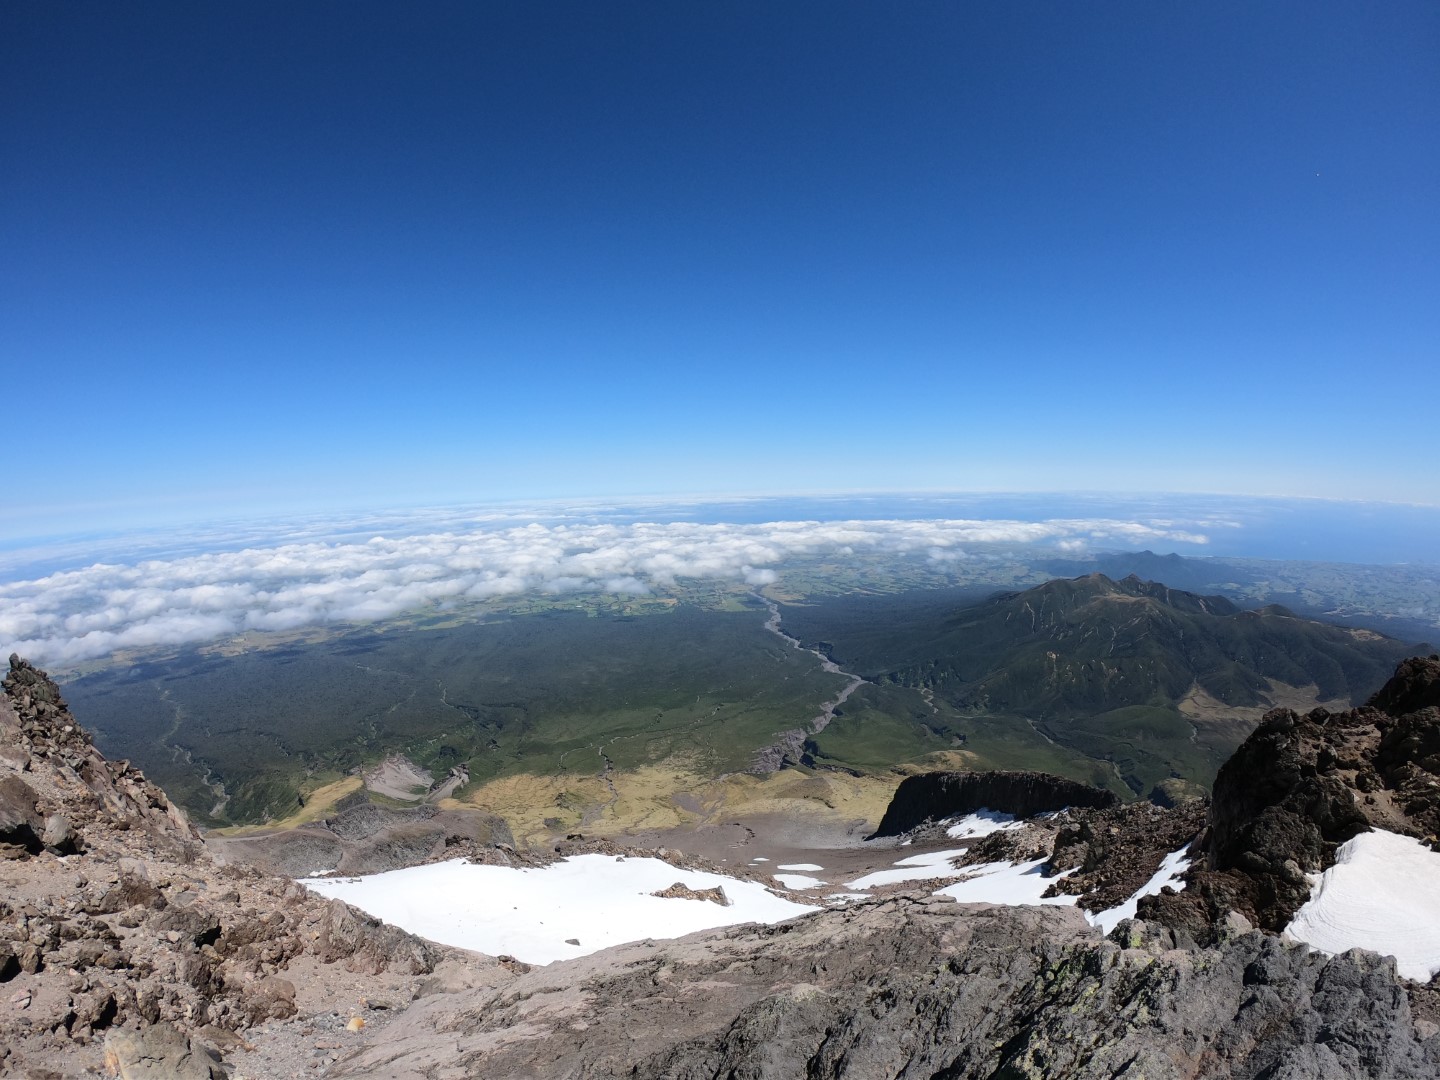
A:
4,1,1437,538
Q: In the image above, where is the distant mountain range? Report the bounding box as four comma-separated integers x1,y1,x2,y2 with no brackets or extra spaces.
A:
789,573,1421,797
883,573,1412,717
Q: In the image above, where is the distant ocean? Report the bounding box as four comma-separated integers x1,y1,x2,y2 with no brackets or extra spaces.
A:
644,493,1440,566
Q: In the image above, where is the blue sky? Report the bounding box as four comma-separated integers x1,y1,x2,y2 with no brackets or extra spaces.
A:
4,1,1437,539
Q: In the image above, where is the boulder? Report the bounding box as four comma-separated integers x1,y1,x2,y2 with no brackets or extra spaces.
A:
0,774,43,857
42,812,81,854
103,1021,225,1079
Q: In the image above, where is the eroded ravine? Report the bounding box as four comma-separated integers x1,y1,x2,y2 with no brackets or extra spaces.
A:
752,593,867,768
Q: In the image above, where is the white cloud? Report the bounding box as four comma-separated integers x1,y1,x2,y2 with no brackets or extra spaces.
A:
0,516,1211,667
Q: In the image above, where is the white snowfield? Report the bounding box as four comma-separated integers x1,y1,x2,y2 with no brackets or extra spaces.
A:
776,862,824,872
305,854,817,966
945,809,1022,840
1284,829,1440,983
304,832,1201,967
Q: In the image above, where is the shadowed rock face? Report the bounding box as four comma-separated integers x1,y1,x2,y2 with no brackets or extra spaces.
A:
869,769,1119,837
1143,656,1440,938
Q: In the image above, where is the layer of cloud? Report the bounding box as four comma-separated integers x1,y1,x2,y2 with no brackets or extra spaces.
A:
0,517,1209,667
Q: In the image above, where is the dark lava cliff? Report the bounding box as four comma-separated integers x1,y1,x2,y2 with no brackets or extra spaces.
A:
868,768,1119,837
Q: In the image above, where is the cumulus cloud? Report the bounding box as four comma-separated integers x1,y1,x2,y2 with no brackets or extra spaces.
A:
0,516,1210,667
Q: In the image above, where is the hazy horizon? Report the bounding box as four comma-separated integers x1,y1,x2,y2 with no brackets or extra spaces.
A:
5,489,1439,670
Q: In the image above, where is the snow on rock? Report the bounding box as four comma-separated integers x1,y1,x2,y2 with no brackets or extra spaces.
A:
934,858,1078,908
773,873,827,890
1285,829,1440,983
304,854,817,966
846,848,971,889
1087,847,1190,934
944,809,1021,840
777,862,824,872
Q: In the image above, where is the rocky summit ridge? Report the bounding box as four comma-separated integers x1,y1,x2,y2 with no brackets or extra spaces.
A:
2,653,1440,1078
0,656,510,1079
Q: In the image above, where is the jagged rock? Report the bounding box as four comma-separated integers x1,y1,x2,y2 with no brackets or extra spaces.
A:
1041,798,1206,912
315,897,436,975
0,656,475,1077
98,866,168,913
0,943,20,983
1367,655,1440,717
42,812,80,854
0,774,44,857
870,769,1119,837
238,975,296,1023
103,1021,225,1079
1144,656,1440,938
652,881,730,906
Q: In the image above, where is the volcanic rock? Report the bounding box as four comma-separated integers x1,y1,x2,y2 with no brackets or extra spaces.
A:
0,773,44,858
325,897,1440,1079
102,1020,224,1079
869,768,1119,837
1142,656,1440,937
0,655,489,1078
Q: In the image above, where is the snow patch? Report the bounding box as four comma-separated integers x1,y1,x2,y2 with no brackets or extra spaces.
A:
944,809,1021,840
777,863,824,872
935,858,1078,907
847,848,971,889
304,854,817,966
1087,847,1190,934
1284,829,1440,983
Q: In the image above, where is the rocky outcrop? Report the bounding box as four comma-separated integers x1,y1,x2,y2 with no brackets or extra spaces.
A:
1142,655,1440,938
103,1020,225,1079
1041,798,1207,912
1368,654,1440,717
326,897,1440,1079
0,773,45,857
0,655,487,1079
652,881,730,906
869,769,1119,837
